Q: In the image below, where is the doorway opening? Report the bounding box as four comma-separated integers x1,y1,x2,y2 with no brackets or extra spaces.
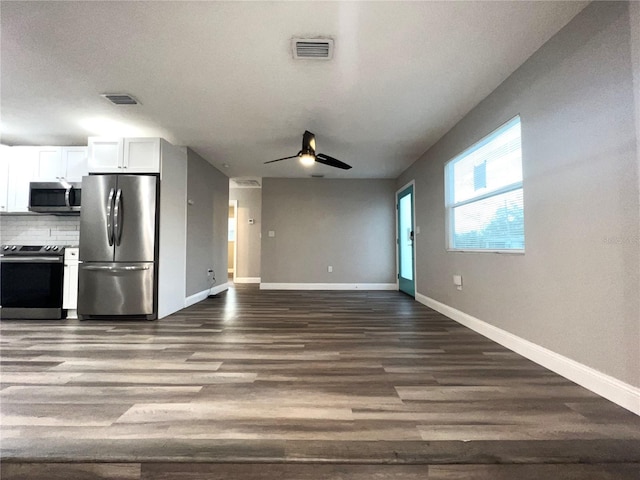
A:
228,200,238,283
396,181,415,297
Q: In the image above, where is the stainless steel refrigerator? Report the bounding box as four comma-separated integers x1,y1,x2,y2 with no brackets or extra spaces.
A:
78,174,159,320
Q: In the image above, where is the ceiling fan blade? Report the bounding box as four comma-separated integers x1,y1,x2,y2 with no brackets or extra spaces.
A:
303,131,316,154
264,153,300,164
316,153,352,170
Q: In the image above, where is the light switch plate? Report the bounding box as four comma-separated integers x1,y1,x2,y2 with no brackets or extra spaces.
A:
268,230,275,237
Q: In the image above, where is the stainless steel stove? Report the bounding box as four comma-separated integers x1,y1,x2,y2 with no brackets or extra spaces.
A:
1,245,65,319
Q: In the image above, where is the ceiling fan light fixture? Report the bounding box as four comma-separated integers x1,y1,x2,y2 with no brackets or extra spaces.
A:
299,153,315,166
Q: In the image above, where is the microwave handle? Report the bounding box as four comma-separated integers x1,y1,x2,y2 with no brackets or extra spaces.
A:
64,187,71,208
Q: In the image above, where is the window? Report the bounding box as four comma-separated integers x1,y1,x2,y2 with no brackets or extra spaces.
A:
445,116,524,252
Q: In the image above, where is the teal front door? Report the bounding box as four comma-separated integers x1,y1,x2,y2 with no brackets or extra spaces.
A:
397,184,415,297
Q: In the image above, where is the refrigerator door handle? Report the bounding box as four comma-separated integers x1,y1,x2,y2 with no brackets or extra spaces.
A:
114,188,123,246
106,188,115,246
82,265,151,272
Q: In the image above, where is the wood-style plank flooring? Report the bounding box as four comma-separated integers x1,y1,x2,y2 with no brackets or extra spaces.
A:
1,285,639,479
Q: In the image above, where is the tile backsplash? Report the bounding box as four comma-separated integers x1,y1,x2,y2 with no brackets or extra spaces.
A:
0,214,80,246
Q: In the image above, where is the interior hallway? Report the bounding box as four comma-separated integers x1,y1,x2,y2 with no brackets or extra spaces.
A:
1,285,639,479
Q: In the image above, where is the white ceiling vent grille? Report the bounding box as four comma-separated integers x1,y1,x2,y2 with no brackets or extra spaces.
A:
292,38,334,60
101,93,139,105
232,178,261,188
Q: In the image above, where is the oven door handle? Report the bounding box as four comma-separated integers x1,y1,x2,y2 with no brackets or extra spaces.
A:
82,265,150,272
0,256,63,263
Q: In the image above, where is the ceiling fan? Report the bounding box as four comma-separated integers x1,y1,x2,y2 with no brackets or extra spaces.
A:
264,131,352,170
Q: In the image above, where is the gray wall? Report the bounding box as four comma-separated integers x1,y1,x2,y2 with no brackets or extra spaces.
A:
397,2,640,387
230,187,262,279
261,178,396,284
185,148,229,296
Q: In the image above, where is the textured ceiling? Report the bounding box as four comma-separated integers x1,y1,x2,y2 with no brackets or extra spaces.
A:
1,1,588,179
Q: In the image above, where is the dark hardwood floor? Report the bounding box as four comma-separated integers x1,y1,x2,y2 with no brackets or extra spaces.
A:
1,285,639,479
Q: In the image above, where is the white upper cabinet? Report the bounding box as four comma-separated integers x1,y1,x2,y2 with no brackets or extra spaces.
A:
87,137,124,173
6,147,38,213
34,147,63,180
62,147,89,180
0,146,10,212
88,137,160,173
124,138,161,173
0,146,88,213
32,146,88,181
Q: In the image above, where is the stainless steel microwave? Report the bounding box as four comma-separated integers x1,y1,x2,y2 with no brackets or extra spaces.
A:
29,181,82,214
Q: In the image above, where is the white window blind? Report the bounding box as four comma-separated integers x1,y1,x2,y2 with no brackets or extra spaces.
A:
445,116,524,252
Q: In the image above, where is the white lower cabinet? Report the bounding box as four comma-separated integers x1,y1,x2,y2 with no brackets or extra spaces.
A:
63,248,79,318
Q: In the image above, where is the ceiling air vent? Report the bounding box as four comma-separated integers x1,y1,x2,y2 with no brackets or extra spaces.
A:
101,93,139,105
232,178,261,188
292,38,334,60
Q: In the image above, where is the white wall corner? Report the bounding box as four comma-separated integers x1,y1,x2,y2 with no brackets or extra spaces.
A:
259,283,397,291
415,293,640,416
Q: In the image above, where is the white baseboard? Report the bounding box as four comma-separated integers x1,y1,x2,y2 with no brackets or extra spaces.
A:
184,290,208,307
415,293,640,416
184,282,230,307
234,277,261,284
260,283,397,291
208,282,230,296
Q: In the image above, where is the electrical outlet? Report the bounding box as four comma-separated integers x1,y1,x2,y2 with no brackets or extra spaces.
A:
328,266,333,273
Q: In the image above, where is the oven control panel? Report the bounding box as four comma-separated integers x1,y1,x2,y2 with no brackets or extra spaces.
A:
1,245,64,255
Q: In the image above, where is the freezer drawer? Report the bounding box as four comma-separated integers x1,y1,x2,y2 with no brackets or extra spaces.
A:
78,262,155,318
